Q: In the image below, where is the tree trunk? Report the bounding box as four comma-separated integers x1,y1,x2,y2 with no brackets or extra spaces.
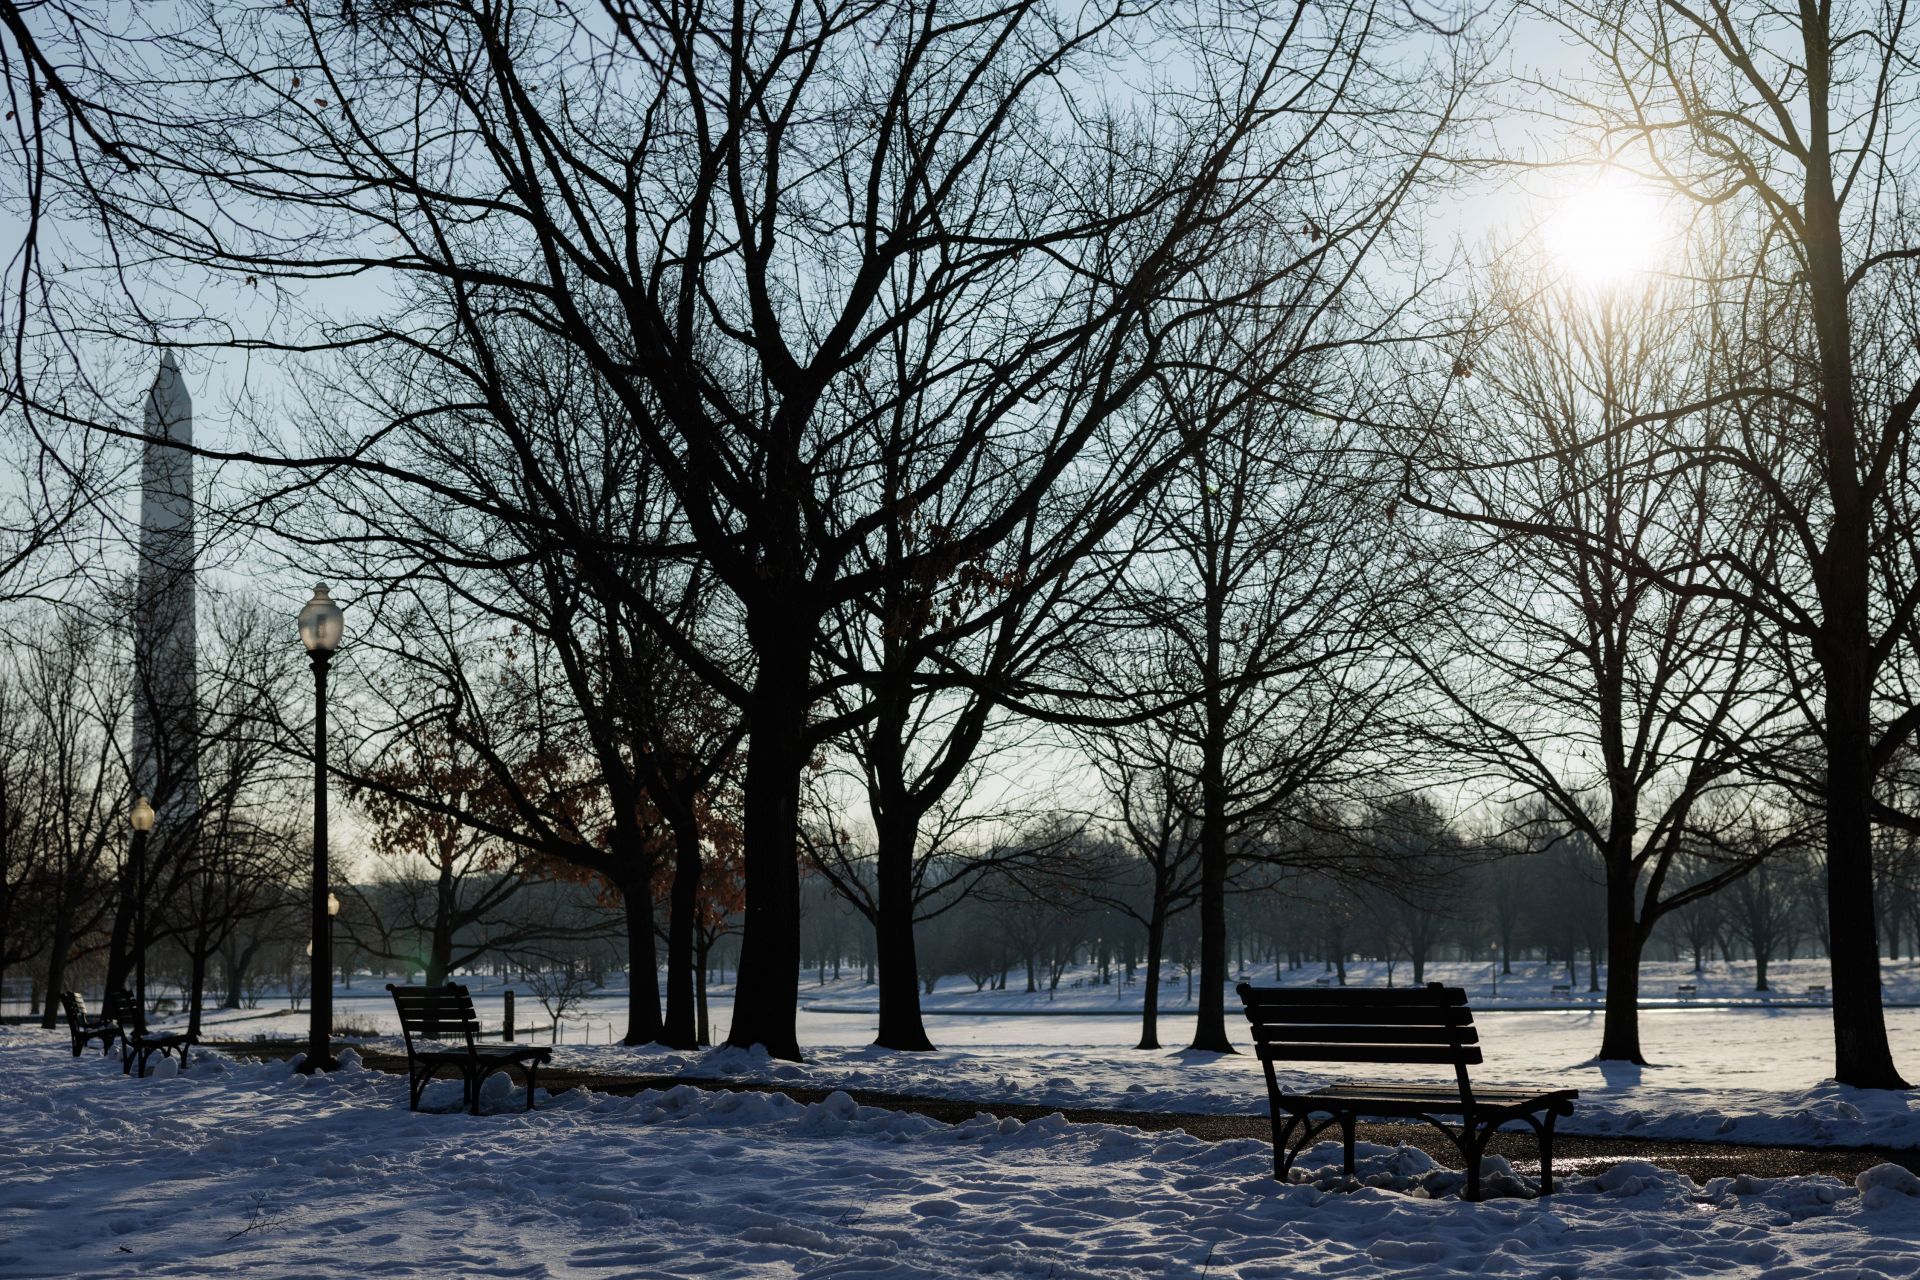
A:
103,873,134,1001
873,808,934,1051
1189,705,1233,1053
726,638,807,1060
223,944,249,1009
1598,919,1647,1063
425,861,455,987
661,824,701,1050
188,946,207,1038
39,907,71,1030
1801,47,1907,1087
694,932,711,1046
1824,736,1901,1083
1128,901,1159,1051
622,877,663,1046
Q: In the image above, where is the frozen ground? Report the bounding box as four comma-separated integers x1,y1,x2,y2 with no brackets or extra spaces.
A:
5,1030,1920,1280
145,957,1920,1151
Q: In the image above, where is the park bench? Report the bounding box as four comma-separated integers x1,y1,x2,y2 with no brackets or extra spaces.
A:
1549,983,1571,997
1808,985,1829,1001
388,983,552,1115
106,987,197,1076
1676,983,1698,999
1237,981,1578,1201
60,992,122,1058
122,1021,196,1076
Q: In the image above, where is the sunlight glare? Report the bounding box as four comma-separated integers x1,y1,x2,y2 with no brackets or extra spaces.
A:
1541,170,1673,288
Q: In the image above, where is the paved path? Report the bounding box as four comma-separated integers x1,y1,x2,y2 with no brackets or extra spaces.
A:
203,1040,1919,1182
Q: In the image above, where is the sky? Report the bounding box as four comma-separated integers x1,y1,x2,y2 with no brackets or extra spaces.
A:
0,1,1690,872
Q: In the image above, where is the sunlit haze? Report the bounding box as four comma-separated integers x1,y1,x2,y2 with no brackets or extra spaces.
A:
1541,169,1675,288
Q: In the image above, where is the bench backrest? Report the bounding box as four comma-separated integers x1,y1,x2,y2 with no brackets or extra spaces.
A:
388,983,481,1054
60,990,89,1031
105,988,138,1025
1237,981,1481,1101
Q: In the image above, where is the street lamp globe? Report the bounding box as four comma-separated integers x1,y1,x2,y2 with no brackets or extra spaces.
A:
130,795,156,832
327,892,340,917
297,584,345,654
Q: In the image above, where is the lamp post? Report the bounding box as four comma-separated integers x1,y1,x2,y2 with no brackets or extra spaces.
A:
297,583,344,1072
129,796,155,1033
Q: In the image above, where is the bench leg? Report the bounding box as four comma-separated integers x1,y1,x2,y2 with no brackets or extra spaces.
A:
524,1062,538,1112
1537,1112,1558,1196
1271,1114,1300,1181
1339,1114,1357,1186
1449,1120,1484,1202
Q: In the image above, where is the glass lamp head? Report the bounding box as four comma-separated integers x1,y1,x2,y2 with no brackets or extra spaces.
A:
298,583,345,654
130,795,156,833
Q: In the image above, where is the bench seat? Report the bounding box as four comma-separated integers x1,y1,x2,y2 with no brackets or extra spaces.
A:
1281,1082,1577,1113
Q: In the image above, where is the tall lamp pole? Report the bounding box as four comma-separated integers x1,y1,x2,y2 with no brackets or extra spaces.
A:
129,796,155,1032
297,583,344,1073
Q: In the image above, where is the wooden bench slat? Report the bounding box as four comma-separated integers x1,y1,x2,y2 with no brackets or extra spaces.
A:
1252,1024,1480,1047
1237,983,1467,1007
1240,1004,1475,1026
1296,1083,1576,1105
1257,1043,1483,1065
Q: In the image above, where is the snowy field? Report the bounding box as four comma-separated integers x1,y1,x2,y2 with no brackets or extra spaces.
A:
126,958,1920,1151
5,1030,1920,1279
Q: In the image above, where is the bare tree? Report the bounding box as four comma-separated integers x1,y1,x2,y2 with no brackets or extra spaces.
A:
1411,264,1792,1061
1726,841,1799,994
17,606,127,1026
1069,755,1202,1049
10,0,1494,1061
1500,0,1920,1087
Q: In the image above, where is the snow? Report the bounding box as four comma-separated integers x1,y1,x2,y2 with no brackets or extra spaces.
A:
5,1028,1920,1279
149,957,1920,1151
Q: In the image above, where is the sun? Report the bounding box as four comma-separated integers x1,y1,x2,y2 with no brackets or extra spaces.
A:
1540,169,1674,289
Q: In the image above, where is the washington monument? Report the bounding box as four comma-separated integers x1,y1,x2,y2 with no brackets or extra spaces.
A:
131,350,197,815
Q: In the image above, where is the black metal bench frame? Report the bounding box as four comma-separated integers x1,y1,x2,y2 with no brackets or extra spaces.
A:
1238,981,1577,1201
122,1024,196,1076
388,983,552,1115
61,991,122,1058
63,988,195,1075
110,986,196,1076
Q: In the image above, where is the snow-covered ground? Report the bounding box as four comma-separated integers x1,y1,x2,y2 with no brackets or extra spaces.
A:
139,958,1920,1151
5,1029,1920,1279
